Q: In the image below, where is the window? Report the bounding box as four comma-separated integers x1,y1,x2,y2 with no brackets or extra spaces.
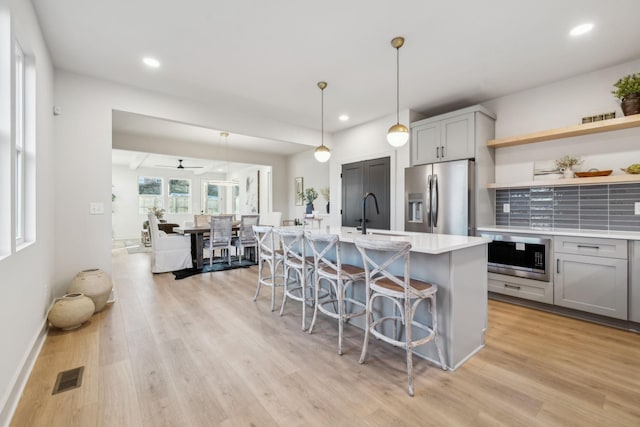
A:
201,181,221,214
168,178,191,214
14,42,24,243
138,176,163,214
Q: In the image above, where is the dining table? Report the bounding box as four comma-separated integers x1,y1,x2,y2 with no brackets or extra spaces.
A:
173,222,240,269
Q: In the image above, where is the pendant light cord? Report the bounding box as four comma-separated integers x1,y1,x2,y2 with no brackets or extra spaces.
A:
321,86,324,147
396,46,400,125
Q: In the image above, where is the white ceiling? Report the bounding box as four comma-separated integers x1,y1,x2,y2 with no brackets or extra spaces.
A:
34,0,640,142
111,148,253,175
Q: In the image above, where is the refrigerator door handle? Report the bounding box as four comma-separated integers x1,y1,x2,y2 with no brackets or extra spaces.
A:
432,174,439,227
426,175,432,227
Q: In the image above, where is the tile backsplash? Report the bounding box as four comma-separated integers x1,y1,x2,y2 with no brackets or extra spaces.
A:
495,183,640,232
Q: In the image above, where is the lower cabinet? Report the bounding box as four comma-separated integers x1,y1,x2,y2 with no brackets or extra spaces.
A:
554,237,628,320
488,273,553,304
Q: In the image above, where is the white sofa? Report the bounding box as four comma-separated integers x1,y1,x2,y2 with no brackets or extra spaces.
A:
148,214,193,273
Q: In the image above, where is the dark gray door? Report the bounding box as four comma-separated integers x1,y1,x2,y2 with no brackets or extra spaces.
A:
341,157,390,230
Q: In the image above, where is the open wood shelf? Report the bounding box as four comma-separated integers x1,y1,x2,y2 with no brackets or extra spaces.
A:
488,173,640,189
488,114,640,148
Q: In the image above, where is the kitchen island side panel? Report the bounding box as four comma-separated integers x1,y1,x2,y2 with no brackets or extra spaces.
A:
338,240,488,370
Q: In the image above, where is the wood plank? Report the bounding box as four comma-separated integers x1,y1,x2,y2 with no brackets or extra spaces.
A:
488,114,640,148
488,173,640,189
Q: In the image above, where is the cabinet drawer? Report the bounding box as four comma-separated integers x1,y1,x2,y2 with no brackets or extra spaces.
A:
488,273,553,304
554,236,627,259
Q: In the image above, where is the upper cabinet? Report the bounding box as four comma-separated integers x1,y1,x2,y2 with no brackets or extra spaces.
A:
411,105,496,166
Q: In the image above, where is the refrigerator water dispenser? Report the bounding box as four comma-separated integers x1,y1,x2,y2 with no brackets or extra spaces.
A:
407,193,423,223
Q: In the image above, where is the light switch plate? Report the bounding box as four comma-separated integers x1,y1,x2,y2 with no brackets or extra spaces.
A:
89,202,104,215
635,202,640,215
503,203,510,213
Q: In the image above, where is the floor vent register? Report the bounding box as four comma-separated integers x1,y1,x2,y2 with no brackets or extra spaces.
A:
52,366,84,395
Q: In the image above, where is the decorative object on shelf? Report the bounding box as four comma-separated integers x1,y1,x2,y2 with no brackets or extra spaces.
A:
295,177,304,206
621,163,640,174
48,293,95,330
67,268,113,313
612,72,640,116
314,82,331,163
581,112,616,124
555,155,583,178
533,160,562,180
299,187,318,214
574,169,613,178
320,187,330,213
387,36,409,148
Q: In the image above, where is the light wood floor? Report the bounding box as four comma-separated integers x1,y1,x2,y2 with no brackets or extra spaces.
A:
11,247,640,426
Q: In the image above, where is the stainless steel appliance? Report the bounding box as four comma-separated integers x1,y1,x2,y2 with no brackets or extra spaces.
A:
405,159,475,236
479,233,551,282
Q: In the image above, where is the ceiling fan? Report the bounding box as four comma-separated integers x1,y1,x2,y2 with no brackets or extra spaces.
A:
155,159,203,169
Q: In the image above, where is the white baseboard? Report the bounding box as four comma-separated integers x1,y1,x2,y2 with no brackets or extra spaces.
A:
0,319,48,427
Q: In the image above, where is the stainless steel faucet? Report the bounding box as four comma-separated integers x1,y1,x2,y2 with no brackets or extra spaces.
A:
362,192,380,234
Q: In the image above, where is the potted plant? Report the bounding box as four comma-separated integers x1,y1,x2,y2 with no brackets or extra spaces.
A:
299,188,318,215
555,155,583,178
612,72,640,116
320,187,330,213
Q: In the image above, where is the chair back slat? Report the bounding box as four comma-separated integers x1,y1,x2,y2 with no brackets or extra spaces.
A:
277,228,305,264
354,238,411,290
253,225,277,257
305,233,340,272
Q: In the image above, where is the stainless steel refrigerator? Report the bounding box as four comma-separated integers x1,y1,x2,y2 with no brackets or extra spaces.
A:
405,159,475,236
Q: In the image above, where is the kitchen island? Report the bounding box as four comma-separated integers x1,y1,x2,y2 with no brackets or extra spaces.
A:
306,227,490,370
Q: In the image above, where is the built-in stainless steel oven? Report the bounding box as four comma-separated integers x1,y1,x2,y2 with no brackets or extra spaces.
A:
479,233,551,282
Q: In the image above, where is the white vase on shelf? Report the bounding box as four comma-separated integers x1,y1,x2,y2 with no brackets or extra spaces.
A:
563,168,574,179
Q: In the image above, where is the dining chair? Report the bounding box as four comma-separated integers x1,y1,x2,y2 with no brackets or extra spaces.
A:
306,232,366,355
277,228,315,331
147,214,193,273
354,237,446,397
252,225,285,311
235,215,259,262
204,215,234,266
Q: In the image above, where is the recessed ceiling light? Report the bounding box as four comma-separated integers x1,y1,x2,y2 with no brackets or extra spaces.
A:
142,57,161,68
338,114,349,122
570,23,594,37
217,168,224,172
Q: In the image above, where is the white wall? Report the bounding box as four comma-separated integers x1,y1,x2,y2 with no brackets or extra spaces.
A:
287,148,330,221
0,0,55,424
327,110,411,230
484,59,640,184
53,71,308,295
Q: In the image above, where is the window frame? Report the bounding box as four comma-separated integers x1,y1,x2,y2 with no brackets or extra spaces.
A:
137,176,164,215
14,41,24,245
167,177,191,214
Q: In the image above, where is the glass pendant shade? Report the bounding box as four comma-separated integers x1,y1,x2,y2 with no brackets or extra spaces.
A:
387,123,409,147
314,145,331,162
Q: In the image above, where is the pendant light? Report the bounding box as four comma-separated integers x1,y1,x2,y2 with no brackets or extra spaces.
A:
387,36,409,148
314,81,331,163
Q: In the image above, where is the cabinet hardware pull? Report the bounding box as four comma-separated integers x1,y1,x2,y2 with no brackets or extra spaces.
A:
557,258,560,274
441,146,445,157
436,147,440,158
577,244,600,249
504,284,521,290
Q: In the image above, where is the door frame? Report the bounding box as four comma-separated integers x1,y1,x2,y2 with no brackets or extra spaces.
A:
330,148,400,230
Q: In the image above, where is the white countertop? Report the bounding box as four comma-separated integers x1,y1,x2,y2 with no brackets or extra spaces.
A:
477,225,640,241
305,227,490,254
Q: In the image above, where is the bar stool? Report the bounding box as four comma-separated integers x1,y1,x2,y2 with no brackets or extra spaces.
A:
354,237,446,397
307,233,366,355
278,228,315,331
252,225,285,311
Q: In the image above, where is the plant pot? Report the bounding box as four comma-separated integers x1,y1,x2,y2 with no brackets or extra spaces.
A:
306,204,314,214
563,168,574,179
48,293,95,330
326,202,330,214
621,93,640,116
67,268,113,313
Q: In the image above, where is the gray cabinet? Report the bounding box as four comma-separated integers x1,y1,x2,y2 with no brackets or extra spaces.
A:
410,105,495,166
630,241,640,323
554,236,628,320
488,272,553,304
